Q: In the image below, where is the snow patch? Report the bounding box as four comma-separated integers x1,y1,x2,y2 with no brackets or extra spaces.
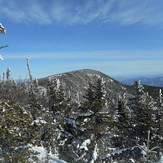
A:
64,118,76,128
31,118,47,126
0,55,4,60
158,155,163,163
30,146,47,162
79,139,91,151
130,158,136,163
0,23,6,33
90,144,98,163
49,155,67,163
111,147,131,155
30,146,67,163
56,79,60,90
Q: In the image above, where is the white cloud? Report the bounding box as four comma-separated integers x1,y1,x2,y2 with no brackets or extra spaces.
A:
0,0,163,26
63,59,163,77
3,50,163,76
2,49,163,78
2,50,163,61
4,50,163,60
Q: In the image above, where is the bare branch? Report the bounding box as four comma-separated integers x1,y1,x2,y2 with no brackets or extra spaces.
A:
0,45,9,49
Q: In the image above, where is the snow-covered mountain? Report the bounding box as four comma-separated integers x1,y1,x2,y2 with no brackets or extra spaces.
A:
38,69,163,103
39,69,131,103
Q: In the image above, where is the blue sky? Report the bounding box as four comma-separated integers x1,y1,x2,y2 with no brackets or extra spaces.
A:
0,0,163,79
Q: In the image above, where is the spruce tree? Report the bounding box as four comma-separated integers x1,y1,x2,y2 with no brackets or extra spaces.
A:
47,79,68,114
80,79,113,140
0,102,44,162
83,79,105,115
132,81,158,144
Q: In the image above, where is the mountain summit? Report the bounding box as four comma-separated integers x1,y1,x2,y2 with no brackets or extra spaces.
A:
39,69,131,105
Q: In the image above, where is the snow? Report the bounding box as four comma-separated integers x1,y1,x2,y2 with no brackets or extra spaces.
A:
79,139,91,151
84,118,89,122
129,158,135,163
14,145,29,150
56,79,60,90
106,78,113,83
108,147,117,151
141,148,147,157
76,92,80,103
30,146,67,163
64,118,76,128
158,155,163,163
90,144,98,163
0,23,6,33
31,119,47,126
30,146,47,162
49,156,67,163
121,86,126,90
38,86,47,95
2,107,5,112
111,147,131,155
0,55,4,60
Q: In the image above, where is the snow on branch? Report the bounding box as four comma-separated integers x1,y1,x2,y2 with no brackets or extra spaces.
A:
0,23,6,34
26,56,33,81
136,130,159,160
0,55,4,60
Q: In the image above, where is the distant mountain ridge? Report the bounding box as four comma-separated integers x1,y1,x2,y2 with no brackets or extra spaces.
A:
121,76,163,87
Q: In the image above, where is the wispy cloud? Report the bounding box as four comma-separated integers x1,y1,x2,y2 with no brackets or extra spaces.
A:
63,59,163,77
0,0,163,26
3,50,163,77
4,50,163,60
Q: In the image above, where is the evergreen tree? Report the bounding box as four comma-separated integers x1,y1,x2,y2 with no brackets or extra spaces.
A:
0,102,44,162
80,79,114,141
117,100,128,124
132,81,158,145
47,79,71,116
112,95,134,148
83,79,105,114
82,82,95,112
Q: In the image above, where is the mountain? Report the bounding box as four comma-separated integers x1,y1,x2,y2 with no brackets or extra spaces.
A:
38,69,132,106
121,76,163,87
38,69,163,102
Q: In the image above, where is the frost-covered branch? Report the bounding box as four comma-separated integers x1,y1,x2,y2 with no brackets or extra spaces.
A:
0,23,6,34
136,130,159,160
0,23,7,60
26,56,33,81
0,55,4,60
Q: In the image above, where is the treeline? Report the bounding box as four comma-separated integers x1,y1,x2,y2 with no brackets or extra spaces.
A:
0,75,163,162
